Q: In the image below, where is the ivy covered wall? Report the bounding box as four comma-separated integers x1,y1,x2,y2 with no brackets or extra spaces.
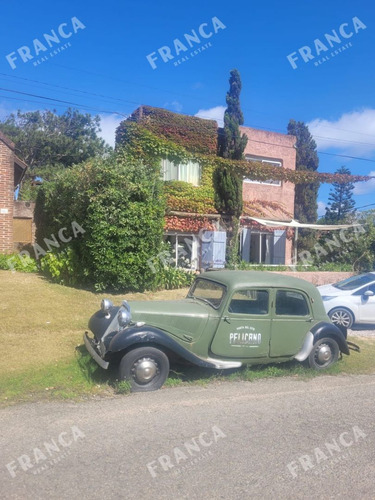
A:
115,106,371,233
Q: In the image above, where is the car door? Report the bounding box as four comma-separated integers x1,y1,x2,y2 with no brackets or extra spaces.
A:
210,288,271,358
270,288,312,357
354,283,375,323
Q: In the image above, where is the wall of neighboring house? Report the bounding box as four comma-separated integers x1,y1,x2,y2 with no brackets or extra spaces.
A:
13,201,36,250
0,133,15,253
239,126,297,266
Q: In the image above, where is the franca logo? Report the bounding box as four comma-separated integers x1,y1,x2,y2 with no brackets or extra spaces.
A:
5,16,86,69
287,16,366,69
146,16,226,69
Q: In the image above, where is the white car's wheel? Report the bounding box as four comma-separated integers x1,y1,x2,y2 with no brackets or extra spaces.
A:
329,308,354,329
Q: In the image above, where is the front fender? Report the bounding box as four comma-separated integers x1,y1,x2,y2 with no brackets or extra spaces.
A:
107,325,220,369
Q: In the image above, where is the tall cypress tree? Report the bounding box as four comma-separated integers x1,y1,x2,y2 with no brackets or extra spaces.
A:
324,166,356,223
287,119,319,253
219,69,248,161
215,69,248,265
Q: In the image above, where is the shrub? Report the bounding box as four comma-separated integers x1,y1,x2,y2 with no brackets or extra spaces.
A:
156,266,196,290
40,248,79,285
35,154,166,292
0,253,38,273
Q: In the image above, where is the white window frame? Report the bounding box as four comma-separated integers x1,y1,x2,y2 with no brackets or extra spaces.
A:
165,233,199,270
244,156,282,186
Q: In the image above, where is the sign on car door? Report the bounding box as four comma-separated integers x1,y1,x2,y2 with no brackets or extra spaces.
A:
211,288,271,358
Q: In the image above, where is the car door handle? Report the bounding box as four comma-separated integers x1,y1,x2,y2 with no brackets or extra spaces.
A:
223,316,231,324
306,317,313,322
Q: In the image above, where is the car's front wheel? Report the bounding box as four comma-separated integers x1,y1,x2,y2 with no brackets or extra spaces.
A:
329,307,354,329
307,337,340,370
119,347,170,392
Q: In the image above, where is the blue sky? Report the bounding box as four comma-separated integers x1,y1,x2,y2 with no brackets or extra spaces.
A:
1,0,374,216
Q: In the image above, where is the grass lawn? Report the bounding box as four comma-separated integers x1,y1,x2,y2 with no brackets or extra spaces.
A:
1,270,374,405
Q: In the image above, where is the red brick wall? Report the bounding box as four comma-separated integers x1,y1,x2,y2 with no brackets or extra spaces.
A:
0,137,14,253
240,127,296,214
240,127,296,264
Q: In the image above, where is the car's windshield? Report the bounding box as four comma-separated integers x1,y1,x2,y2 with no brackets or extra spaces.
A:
333,273,375,291
188,278,226,309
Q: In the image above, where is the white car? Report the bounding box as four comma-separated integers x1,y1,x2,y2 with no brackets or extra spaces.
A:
318,272,375,328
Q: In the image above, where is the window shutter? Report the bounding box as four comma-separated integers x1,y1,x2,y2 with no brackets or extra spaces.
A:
201,231,227,269
273,230,286,265
212,231,226,268
241,228,251,262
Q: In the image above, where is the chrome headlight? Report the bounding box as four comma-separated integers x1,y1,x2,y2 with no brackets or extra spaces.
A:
118,300,132,327
101,299,113,316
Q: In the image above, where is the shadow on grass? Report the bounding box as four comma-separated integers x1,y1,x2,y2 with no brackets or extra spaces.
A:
75,344,342,394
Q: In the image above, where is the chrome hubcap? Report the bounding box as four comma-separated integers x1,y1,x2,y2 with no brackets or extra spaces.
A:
316,344,332,364
331,310,351,327
132,358,158,383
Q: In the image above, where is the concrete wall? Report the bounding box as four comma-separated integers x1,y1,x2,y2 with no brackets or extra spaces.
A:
274,271,354,286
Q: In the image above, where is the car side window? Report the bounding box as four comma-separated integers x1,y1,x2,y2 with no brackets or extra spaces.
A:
276,290,310,316
228,289,269,315
353,284,375,295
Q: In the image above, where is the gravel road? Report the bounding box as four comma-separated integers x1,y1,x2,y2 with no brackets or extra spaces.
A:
1,374,374,499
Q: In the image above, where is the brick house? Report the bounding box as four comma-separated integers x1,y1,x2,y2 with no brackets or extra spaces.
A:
118,106,296,269
239,127,296,265
0,131,34,253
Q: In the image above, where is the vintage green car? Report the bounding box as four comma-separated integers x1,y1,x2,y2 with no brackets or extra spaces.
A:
84,271,357,392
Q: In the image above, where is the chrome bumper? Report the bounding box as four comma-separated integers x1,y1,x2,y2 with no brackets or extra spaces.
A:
83,332,109,370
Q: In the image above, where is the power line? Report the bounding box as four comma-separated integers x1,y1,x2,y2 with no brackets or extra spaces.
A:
0,87,128,117
1,85,375,166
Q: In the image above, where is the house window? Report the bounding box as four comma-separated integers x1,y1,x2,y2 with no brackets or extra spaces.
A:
161,158,201,186
244,156,282,186
165,233,199,270
241,229,286,265
249,232,273,264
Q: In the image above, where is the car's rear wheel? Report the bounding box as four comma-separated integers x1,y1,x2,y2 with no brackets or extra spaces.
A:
329,307,354,329
307,337,340,370
119,347,169,392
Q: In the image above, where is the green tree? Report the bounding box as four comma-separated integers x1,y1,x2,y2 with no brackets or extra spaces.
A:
216,69,248,265
287,119,319,253
315,210,375,271
35,152,166,292
0,108,110,199
324,166,356,223
219,69,248,160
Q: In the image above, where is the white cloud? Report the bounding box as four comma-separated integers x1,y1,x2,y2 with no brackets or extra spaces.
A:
317,200,327,216
98,114,124,148
163,101,183,112
307,108,375,155
195,106,225,127
354,170,375,195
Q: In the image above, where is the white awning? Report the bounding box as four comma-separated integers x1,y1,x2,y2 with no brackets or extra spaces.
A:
247,217,360,231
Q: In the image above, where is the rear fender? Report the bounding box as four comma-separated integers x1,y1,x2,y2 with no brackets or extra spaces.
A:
295,322,350,361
